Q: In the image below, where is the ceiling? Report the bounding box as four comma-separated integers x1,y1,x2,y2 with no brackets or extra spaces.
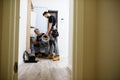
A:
32,0,69,7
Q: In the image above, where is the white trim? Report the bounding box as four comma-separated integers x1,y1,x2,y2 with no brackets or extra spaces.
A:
69,0,74,79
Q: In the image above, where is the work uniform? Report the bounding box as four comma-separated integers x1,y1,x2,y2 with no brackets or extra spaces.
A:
34,33,44,55
48,15,59,56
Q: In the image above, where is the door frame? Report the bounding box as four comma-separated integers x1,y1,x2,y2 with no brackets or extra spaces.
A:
73,0,84,79
0,0,20,80
0,0,85,80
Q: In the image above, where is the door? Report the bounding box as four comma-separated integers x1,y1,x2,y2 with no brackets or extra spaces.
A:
0,0,20,80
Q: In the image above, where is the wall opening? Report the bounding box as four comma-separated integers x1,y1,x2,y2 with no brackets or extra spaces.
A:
18,0,73,80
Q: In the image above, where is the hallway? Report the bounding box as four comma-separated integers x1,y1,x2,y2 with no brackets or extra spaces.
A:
18,58,71,80
0,0,120,80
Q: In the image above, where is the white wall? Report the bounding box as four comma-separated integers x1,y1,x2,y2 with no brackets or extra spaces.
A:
30,11,37,37
32,0,70,59
31,11,36,27
18,0,28,65
33,7,48,33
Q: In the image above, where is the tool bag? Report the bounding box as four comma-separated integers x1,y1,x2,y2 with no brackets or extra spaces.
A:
51,25,59,38
23,51,37,63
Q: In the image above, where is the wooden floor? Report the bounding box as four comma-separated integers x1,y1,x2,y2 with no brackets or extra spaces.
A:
18,57,72,80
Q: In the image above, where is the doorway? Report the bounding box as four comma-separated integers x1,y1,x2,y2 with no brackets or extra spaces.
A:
18,0,73,80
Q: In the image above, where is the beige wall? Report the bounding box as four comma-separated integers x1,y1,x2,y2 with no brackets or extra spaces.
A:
76,0,120,80
83,0,97,79
73,0,97,79
0,0,3,79
97,0,120,80
0,0,11,79
75,0,97,79
0,0,3,52
0,0,20,79
0,0,3,40
74,0,97,79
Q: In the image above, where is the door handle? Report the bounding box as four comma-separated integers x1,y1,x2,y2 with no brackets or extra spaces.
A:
14,62,18,73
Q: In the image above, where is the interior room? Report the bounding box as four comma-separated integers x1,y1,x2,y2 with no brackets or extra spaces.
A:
18,0,73,80
0,0,120,80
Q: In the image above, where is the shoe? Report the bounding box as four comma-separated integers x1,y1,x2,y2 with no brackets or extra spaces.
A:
37,54,42,58
35,57,40,61
53,55,60,61
46,54,54,59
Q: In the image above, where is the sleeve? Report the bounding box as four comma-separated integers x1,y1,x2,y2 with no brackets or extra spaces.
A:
36,36,39,42
49,16,54,23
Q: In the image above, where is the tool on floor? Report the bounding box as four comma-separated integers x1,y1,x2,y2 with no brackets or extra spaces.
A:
23,50,38,63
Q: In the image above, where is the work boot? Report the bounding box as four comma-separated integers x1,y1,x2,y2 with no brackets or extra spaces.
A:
35,57,40,61
35,53,42,58
37,53,42,58
53,55,60,61
46,54,54,59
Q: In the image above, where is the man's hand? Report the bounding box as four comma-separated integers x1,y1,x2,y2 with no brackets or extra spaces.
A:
32,41,38,44
45,33,49,36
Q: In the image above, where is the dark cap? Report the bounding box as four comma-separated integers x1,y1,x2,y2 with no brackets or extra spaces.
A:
43,11,48,16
